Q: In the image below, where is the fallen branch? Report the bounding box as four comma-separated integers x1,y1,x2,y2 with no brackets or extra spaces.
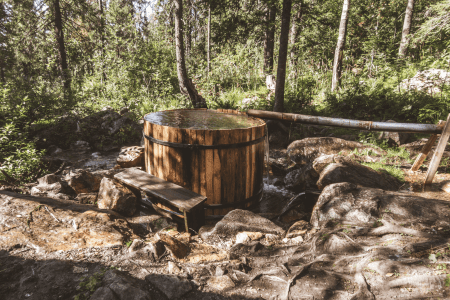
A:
44,206,59,222
26,205,42,228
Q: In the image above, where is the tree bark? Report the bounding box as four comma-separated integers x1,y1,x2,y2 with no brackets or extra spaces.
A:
186,0,191,59
331,0,350,92
98,0,105,83
207,4,211,73
263,2,276,74
53,0,71,97
174,0,207,108
289,1,302,65
273,0,292,113
398,0,415,57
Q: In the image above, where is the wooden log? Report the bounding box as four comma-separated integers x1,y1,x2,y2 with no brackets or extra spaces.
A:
424,114,450,188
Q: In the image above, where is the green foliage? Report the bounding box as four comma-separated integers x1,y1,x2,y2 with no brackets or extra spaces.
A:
74,270,107,300
0,85,47,184
360,162,405,182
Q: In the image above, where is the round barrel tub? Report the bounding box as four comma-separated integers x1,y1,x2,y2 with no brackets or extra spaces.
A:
143,109,266,217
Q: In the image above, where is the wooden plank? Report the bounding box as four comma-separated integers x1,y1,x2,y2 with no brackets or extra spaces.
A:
410,120,444,172
198,130,207,196
410,134,439,172
162,125,169,181
205,130,214,214
220,129,231,216
227,130,236,213
144,121,151,174
190,129,200,194
251,126,256,196
153,124,160,177
213,130,222,215
245,128,251,199
114,168,206,212
425,114,450,187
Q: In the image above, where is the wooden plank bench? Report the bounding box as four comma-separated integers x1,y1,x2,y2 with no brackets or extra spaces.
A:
114,168,207,232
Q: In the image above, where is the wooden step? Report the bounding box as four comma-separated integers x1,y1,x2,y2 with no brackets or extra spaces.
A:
114,168,207,232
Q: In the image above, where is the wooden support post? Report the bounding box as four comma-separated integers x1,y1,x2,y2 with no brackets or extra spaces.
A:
183,210,189,233
424,114,450,188
410,134,440,172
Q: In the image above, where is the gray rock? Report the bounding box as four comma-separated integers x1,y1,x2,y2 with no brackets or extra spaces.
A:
311,182,450,228
168,261,181,274
90,287,118,300
31,175,73,200
75,193,97,204
128,239,145,253
146,274,192,299
97,178,137,216
287,137,384,165
312,154,336,174
37,174,61,186
117,146,145,169
316,160,401,191
199,209,284,242
65,170,101,194
109,282,150,300
207,275,235,291
284,164,318,191
378,120,411,146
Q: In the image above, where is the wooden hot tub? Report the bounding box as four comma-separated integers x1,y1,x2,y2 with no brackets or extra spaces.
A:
143,109,266,217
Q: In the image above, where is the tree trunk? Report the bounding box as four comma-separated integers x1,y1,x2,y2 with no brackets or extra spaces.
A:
263,2,276,74
331,0,350,92
186,0,191,59
53,0,71,98
273,0,292,113
207,4,211,73
174,0,207,108
398,0,415,57
289,1,302,65
98,0,105,83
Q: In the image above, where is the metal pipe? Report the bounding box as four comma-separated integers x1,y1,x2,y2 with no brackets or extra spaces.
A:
247,110,445,134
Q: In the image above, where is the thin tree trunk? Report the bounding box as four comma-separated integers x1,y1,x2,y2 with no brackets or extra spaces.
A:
331,0,350,92
53,0,71,98
398,0,414,57
0,56,4,83
289,1,302,66
98,0,105,83
264,2,276,74
273,0,292,113
186,0,191,58
174,0,207,108
207,4,211,73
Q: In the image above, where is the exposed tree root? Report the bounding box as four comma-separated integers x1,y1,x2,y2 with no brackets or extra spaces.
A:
369,219,433,238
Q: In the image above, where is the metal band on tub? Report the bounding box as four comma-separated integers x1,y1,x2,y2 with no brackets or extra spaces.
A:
144,134,266,149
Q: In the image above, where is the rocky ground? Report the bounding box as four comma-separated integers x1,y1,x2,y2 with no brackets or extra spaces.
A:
2,113,450,300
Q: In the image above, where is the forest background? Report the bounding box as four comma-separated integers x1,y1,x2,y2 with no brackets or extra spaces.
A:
0,0,449,183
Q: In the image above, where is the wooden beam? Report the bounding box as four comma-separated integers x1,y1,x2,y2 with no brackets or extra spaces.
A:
410,121,444,172
424,114,450,187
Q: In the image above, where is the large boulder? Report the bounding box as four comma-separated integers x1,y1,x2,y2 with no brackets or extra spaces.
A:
65,169,122,194
117,146,145,169
310,182,450,228
97,178,137,216
287,137,384,165
199,209,284,243
316,160,402,190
